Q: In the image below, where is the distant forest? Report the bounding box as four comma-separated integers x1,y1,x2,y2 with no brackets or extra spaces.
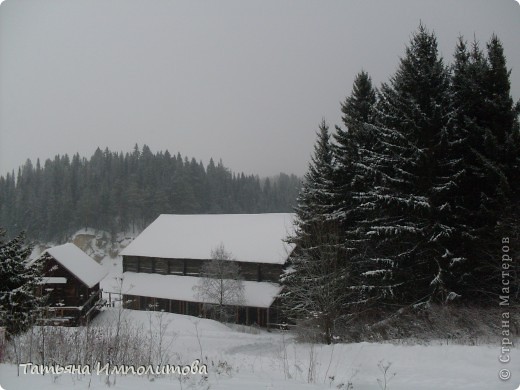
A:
0,145,301,242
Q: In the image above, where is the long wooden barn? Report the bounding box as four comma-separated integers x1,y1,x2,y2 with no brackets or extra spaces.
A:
120,213,294,328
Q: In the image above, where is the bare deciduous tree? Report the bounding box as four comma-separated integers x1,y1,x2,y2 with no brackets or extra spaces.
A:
194,244,245,322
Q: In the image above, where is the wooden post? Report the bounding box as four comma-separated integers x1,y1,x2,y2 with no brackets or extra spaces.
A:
266,308,270,330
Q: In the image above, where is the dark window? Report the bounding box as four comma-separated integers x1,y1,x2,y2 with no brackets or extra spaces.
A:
185,259,202,276
124,257,139,273
186,301,199,316
155,258,168,275
168,259,184,275
261,264,282,283
155,298,169,312
240,262,258,281
139,257,154,273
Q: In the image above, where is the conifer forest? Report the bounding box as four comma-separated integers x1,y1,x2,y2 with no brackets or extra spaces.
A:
0,145,300,242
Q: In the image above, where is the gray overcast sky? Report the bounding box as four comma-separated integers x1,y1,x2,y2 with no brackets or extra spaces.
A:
1,0,519,178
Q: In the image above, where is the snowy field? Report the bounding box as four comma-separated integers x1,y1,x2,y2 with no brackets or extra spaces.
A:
12,235,518,389
1,307,519,390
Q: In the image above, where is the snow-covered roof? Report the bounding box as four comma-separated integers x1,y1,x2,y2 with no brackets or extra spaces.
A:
43,243,107,288
121,213,295,264
38,277,67,284
122,272,283,308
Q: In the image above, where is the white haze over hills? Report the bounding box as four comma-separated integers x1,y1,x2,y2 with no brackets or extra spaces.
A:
1,0,519,177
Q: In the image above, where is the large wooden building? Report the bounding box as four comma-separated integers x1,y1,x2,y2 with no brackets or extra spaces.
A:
120,213,294,327
35,243,107,326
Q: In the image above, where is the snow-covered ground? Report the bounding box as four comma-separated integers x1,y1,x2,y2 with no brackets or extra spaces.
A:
1,308,518,390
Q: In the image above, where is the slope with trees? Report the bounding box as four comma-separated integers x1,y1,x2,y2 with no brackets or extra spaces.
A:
0,147,301,243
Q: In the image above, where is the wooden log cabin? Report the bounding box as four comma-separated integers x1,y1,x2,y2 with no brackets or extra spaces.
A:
120,213,294,328
34,243,107,326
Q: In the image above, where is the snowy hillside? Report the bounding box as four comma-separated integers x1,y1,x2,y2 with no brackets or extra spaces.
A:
1,308,518,390
30,229,137,264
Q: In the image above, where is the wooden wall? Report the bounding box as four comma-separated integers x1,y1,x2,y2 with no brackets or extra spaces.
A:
41,257,98,307
123,256,283,283
123,294,276,327
38,256,104,326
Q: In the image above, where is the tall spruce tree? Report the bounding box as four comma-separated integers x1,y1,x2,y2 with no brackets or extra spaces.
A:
451,36,520,300
294,119,335,232
282,120,349,343
486,36,520,301
333,71,378,252
354,25,463,307
485,35,520,203
340,70,377,126
326,72,380,320
0,229,44,338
